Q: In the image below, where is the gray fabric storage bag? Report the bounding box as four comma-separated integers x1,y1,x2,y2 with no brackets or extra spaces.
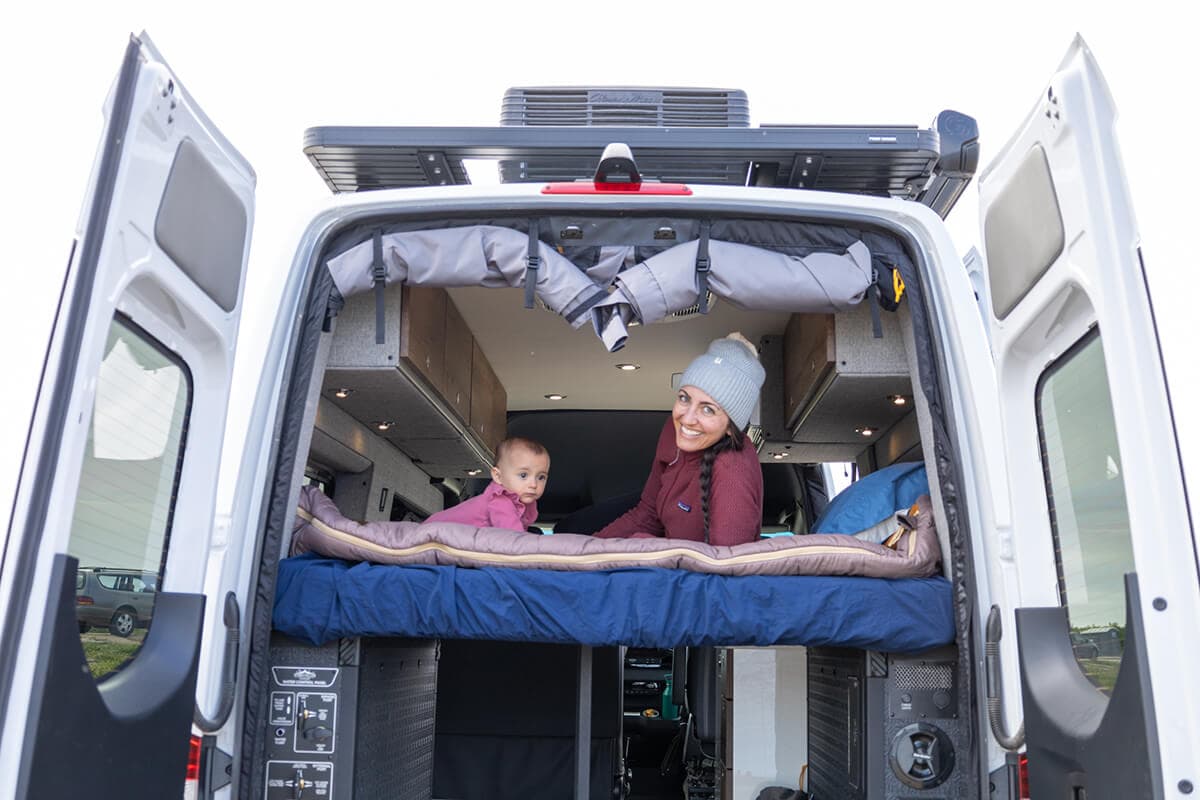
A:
589,238,874,350
614,238,873,322
324,225,607,327
324,225,875,353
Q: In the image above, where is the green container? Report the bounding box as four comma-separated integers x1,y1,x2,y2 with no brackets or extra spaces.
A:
661,674,678,720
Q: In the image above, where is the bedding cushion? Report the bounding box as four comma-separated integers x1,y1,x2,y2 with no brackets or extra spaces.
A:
290,486,941,578
272,555,956,650
812,462,930,534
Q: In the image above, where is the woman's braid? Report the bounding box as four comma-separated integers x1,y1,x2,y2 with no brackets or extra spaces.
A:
701,427,746,543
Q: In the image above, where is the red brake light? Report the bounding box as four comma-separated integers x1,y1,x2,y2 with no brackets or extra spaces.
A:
1018,752,1030,799
541,181,692,195
77,596,94,606
186,735,202,782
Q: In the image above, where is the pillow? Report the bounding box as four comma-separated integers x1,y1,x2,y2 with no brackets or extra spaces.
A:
813,462,929,534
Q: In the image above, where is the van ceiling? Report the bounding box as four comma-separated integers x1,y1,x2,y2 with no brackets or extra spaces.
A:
446,286,790,412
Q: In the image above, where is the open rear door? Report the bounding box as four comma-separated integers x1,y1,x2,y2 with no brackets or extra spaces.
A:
978,36,1199,796
0,34,254,799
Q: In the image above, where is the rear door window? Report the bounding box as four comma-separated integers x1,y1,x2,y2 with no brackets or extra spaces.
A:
67,315,191,677
1036,329,1134,695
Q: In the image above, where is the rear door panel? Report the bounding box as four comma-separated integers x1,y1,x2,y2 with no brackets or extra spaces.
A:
977,35,1200,794
0,33,254,799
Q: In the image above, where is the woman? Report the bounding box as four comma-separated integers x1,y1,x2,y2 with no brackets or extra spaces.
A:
594,333,766,546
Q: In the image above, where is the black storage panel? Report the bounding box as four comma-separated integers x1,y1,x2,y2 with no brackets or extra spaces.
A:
265,634,438,800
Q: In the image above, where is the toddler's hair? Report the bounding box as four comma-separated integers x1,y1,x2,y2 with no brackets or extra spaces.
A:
496,436,548,464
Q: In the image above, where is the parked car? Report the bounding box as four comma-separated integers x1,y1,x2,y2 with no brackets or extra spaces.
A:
75,567,157,637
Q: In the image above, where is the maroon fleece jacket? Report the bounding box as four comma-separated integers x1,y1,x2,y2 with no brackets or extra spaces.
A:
594,419,763,546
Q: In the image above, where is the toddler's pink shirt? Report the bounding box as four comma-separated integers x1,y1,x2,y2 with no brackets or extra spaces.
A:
424,481,538,532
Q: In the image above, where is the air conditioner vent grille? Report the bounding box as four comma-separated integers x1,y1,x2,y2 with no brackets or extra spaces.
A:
502,87,750,128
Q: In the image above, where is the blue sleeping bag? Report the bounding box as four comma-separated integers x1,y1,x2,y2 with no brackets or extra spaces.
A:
813,462,929,534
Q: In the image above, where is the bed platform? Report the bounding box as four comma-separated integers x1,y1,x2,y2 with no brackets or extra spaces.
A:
272,553,954,652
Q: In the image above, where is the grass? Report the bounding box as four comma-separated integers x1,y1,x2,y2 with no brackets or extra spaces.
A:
81,630,145,680
1078,657,1121,695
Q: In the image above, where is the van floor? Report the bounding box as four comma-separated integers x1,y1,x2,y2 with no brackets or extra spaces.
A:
627,728,685,800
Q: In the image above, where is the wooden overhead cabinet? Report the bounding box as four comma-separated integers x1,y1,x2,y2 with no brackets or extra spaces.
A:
470,341,507,455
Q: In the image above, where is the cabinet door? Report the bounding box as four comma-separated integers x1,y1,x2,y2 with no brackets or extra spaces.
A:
470,341,507,456
783,313,834,425
443,298,475,422
399,285,447,394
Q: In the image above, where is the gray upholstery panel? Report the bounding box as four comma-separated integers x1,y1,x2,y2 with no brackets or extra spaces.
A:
154,138,247,311
984,144,1065,319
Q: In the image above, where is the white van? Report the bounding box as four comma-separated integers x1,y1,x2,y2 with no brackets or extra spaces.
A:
1,31,1196,800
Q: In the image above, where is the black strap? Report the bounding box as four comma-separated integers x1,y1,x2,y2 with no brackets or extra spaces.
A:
696,220,712,314
372,229,386,344
524,219,541,309
322,286,344,333
870,282,884,339
563,288,611,325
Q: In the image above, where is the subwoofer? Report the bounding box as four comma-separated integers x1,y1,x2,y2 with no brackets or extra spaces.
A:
808,645,973,799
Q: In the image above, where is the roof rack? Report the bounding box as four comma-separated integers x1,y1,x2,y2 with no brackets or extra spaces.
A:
303,111,978,218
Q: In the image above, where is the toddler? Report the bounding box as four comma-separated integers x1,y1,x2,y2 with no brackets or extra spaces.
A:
425,436,549,532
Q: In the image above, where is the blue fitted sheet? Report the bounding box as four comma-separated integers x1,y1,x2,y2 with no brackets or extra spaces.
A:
273,554,955,652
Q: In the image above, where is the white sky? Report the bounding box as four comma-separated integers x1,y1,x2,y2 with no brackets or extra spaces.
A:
1,2,1196,514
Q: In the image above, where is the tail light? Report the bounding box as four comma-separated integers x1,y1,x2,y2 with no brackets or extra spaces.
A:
541,181,692,195
77,595,94,606
1018,752,1030,799
182,734,201,800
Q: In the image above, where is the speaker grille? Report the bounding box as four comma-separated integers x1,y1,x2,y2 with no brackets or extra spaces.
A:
893,663,953,691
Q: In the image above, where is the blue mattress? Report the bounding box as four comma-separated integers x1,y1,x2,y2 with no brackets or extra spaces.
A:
273,554,955,652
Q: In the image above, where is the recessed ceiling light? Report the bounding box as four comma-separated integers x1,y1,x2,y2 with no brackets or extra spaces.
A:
374,421,395,432
888,394,907,406
334,388,355,399
615,363,641,371
857,426,876,437
465,468,482,476
770,452,786,460
544,393,567,401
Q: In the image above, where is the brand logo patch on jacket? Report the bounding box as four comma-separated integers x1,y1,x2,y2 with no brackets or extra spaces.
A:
677,501,692,512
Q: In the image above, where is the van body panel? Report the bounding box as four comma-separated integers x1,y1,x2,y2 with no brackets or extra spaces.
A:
0,34,255,798
977,36,1200,792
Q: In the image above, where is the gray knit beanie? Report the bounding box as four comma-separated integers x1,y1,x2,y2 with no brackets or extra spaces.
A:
678,335,766,430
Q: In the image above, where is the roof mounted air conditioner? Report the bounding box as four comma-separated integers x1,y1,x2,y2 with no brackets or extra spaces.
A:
501,87,750,128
